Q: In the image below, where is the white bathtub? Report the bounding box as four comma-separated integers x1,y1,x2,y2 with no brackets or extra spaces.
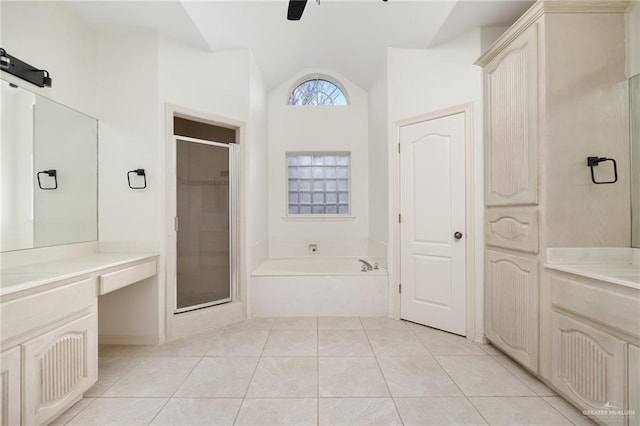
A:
250,258,388,317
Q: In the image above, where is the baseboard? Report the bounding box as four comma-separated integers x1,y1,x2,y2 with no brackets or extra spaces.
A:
473,334,489,344
98,334,162,346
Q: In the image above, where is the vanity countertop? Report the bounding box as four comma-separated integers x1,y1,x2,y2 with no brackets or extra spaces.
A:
0,252,158,297
545,248,640,290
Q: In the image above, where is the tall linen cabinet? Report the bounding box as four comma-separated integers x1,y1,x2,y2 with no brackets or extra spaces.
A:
476,0,630,376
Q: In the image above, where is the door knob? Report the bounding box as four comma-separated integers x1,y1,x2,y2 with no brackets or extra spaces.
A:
454,232,463,240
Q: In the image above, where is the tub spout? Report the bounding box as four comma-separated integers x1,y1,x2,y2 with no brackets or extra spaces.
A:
358,259,373,271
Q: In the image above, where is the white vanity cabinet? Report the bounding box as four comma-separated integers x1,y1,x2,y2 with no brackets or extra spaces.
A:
550,269,640,426
476,0,630,375
22,312,97,425
0,251,158,425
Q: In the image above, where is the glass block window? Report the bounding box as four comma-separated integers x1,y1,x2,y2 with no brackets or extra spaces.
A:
288,79,348,106
287,153,350,215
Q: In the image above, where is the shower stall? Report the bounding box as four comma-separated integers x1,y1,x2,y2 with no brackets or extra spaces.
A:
174,135,239,313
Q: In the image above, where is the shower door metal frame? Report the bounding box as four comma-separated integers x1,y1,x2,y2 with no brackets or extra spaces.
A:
173,135,239,314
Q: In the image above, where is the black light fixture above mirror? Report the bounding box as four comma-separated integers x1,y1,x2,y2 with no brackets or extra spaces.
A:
287,0,388,21
0,48,52,88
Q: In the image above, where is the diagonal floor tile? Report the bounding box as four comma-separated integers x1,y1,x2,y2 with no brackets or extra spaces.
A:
367,329,429,356
174,357,258,397
543,397,598,425
85,357,142,397
246,357,318,397
206,329,269,356
262,330,317,356
102,357,199,397
319,398,402,426
235,398,317,426
395,397,487,425
319,357,389,397
469,396,573,425
411,326,485,356
436,356,536,397
318,330,373,356
150,398,242,426
66,398,167,425
377,356,462,397
494,355,556,396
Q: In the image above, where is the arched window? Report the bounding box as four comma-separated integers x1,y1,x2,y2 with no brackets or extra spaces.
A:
288,78,348,106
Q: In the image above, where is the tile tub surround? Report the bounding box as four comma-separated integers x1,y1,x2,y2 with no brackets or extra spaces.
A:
545,247,640,289
52,317,596,425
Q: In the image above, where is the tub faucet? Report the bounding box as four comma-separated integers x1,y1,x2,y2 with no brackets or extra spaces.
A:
358,259,373,271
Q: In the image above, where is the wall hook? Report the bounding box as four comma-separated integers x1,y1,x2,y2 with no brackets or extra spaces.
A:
587,156,617,184
127,169,147,189
37,169,58,190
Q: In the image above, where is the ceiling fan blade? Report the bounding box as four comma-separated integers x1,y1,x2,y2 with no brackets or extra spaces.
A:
287,0,307,21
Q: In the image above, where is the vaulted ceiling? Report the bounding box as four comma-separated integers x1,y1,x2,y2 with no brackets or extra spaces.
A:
66,0,534,90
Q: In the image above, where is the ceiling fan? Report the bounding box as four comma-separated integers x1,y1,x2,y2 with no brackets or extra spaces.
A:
287,0,387,21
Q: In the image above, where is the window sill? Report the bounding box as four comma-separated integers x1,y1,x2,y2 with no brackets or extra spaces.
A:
281,215,356,222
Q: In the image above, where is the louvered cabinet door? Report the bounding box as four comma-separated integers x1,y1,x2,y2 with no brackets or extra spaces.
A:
22,312,97,426
552,312,627,425
484,23,539,206
485,250,539,371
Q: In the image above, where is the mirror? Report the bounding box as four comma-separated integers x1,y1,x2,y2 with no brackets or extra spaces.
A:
632,74,640,248
1,80,97,252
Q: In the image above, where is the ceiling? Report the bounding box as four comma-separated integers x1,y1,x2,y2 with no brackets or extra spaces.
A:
66,0,534,90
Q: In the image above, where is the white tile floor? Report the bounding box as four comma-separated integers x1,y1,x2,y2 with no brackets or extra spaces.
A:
51,317,596,425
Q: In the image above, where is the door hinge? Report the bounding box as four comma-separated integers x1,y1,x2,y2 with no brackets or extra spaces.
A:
399,283,402,294
174,216,179,232
398,213,401,224
398,143,400,154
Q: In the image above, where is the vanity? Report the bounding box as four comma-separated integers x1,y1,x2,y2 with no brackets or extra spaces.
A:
0,248,158,425
546,249,639,425
0,79,159,424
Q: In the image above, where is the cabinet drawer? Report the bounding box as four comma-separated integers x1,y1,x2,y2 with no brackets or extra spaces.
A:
551,272,640,338
22,311,97,426
99,259,157,295
1,278,95,343
552,312,627,424
486,207,539,253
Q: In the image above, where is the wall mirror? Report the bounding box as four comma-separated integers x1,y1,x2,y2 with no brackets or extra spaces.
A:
632,73,640,248
1,79,98,252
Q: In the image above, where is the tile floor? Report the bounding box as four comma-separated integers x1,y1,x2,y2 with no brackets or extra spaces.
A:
51,317,596,425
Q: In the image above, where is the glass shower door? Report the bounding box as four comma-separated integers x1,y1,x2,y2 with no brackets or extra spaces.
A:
176,138,232,312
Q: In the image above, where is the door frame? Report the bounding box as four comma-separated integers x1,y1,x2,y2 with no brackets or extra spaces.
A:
390,103,476,340
163,103,245,342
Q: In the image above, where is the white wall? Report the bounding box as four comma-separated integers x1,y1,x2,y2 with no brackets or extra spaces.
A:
368,73,389,262
387,28,503,339
0,1,96,116
627,0,640,78
267,69,369,258
94,30,162,342
248,53,269,271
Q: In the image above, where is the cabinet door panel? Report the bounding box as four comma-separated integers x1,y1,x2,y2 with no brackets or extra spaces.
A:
552,312,627,425
484,24,539,206
485,250,538,371
0,347,20,426
22,312,97,426
486,207,539,253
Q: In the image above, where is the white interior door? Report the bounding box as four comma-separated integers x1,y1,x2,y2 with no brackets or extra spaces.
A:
400,112,466,336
